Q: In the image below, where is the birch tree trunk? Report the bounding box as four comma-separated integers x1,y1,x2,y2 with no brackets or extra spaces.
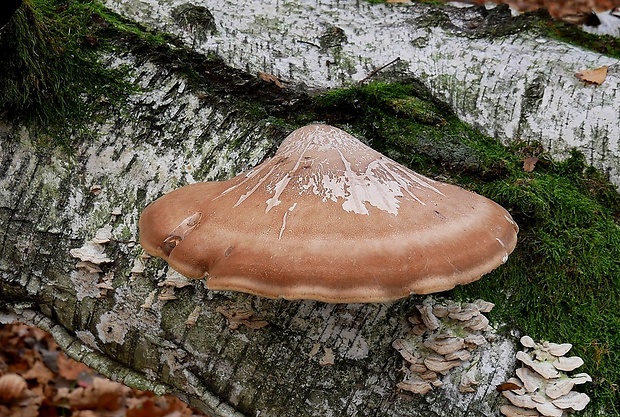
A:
0,51,515,416
1,1,614,416
0,53,516,417
104,0,620,188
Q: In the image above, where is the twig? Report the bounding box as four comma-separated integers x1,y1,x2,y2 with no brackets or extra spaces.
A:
296,39,321,48
358,57,401,85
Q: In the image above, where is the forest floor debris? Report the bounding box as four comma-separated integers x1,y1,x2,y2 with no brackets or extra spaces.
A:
0,323,209,417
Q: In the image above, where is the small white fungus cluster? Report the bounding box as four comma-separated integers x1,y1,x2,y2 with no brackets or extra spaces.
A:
392,297,495,395
69,205,144,299
500,336,591,417
69,225,115,298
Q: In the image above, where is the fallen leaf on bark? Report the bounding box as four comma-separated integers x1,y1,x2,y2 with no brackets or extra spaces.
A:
575,66,608,85
523,156,539,172
319,347,335,366
216,305,269,330
258,72,285,88
496,381,522,392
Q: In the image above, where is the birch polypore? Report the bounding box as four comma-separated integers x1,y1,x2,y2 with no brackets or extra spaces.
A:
139,124,518,303
501,336,591,416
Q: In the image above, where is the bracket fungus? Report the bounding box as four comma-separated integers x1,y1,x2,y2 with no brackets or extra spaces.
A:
500,336,591,417
139,124,518,303
393,297,496,395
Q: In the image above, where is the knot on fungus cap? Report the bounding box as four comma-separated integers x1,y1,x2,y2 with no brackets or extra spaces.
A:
139,124,518,303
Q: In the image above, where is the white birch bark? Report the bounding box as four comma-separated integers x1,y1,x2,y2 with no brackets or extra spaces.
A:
103,0,620,187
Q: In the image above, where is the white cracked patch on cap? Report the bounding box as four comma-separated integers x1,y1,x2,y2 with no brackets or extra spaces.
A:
220,124,444,216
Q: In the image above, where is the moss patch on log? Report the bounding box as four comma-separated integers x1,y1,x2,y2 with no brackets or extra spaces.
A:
293,81,620,415
542,19,620,59
0,0,142,148
0,0,307,150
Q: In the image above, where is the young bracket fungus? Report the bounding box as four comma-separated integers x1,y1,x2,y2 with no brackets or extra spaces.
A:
70,225,115,299
393,297,496,395
499,336,591,417
139,124,518,303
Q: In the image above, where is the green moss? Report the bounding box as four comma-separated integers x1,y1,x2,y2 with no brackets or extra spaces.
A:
388,96,446,125
0,0,177,148
313,81,505,178
1,0,308,151
88,2,176,46
308,81,620,415
0,0,149,148
541,19,620,59
455,153,620,413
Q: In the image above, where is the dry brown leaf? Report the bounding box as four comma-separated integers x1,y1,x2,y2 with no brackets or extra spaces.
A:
496,382,522,392
53,386,71,404
68,377,129,410
21,361,55,385
242,317,270,330
126,395,193,417
0,386,42,417
522,156,539,172
57,351,92,381
28,327,50,343
308,343,321,359
575,66,608,85
319,348,335,366
0,374,27,403
72,410,99,417
5,398,41,417
258,72,285,88
0,323,209,417
216,306,269,330
447,0,620,20
126,397,160,417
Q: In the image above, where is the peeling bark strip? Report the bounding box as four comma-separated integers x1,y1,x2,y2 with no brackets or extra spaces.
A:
0,48,518,415
103,0,620,188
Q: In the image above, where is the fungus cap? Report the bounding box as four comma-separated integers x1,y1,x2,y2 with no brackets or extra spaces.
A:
139,124,518,303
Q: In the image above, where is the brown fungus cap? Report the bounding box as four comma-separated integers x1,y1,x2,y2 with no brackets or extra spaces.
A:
139,124,518,303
